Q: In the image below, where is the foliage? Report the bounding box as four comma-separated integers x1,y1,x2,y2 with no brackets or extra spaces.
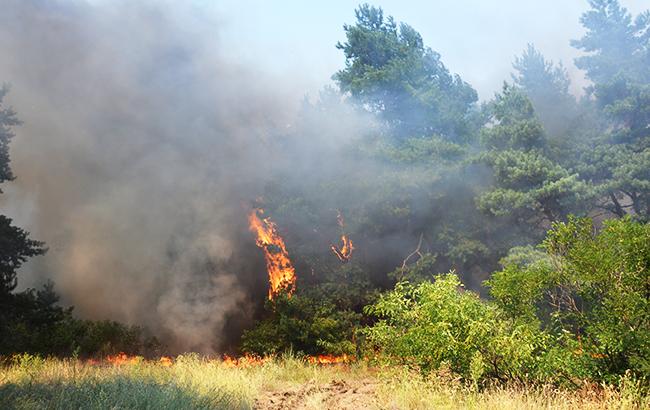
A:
488,217,650,383
0,88,46,296
388,253,438,283
240,290,361,357
0,86,19,186
478,85,591,227
0,216,46,295
511,44,578,137
571,0,650,85
0,280,155,357
481,84,545,151
570,0,650,220
334,4,478,141
363,273,544,384
365,218,649,386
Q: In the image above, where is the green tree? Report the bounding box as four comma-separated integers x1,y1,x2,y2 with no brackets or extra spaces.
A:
571,0,649,85
512,44,578,137
477,85,590,229
334,4,478,141
570,1,650,220
0,87,46,296
0,87,46,294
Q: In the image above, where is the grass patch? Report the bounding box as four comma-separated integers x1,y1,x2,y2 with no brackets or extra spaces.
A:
0,355,647,409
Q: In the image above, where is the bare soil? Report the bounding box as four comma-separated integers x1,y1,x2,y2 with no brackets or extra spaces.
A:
254,378,379,410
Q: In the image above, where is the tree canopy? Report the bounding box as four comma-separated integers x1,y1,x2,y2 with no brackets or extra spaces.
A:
334,4,478,142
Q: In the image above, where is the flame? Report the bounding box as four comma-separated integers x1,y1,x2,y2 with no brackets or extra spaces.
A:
105,353,141,365
307,354,352,365
222,354,269,367
86,354,174,366
330,210,354,262
248,208,296,299
87,353,351,368
221,354,351,367
159,356,173,366
331,236,354,262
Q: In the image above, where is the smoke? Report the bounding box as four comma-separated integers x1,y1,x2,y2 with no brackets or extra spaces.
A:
2,0,609,353
0,0,364,353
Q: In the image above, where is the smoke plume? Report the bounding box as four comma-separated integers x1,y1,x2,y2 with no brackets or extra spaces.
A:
0,0,369,353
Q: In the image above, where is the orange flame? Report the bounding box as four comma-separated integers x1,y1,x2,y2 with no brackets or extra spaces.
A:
105,353,141,365
307,354,352,365
88,353,351,368
159,356,173,367
222,354,269,367
221,354,351,367
248,208,296,299
330,211,354,262
87,354,174,366
331,236,354,262
221,354,272,367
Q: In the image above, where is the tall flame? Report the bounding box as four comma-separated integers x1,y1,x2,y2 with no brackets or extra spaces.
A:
248,208,296,299
330,210,354,262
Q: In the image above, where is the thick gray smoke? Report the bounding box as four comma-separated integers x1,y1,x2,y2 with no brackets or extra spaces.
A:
0,0,370,353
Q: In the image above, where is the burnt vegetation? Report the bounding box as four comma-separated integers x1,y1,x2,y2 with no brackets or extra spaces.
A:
0,0,648,389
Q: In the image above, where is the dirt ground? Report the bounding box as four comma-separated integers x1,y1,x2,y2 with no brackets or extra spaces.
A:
254,378,380,410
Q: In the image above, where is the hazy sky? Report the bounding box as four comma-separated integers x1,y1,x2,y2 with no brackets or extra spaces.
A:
204,0,647,100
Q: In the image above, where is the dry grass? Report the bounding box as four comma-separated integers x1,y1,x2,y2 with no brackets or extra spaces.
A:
0,354,646,409
374,366,647,410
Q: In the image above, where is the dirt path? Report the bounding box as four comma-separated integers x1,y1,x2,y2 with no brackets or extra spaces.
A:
254,378,380,410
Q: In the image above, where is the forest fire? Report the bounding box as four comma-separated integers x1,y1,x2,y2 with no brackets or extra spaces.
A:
159,356,173,367
223,354,352,367
248,208,296,299
86,353,350,368
307,354,352,365
222,355,270,367
331,236,354,262
105,353,141,365
330,211,354,262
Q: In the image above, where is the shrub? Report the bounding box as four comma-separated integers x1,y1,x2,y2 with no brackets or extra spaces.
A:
240,291,360,356
0,280,159,358
488,217,650,384
362,272,544,383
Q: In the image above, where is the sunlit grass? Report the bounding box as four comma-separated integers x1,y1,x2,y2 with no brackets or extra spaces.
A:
375,366,647,410
0,354,646,409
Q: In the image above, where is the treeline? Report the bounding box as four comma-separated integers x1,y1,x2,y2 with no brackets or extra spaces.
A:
242,0,650,387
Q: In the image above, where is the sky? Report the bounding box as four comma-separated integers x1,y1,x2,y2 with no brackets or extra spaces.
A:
205,0,648,100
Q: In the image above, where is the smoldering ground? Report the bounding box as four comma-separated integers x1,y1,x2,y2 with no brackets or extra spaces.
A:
0,0,380,353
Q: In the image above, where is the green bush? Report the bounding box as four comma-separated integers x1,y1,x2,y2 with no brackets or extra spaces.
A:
363,217,649,387
488,217,650,383
240,291,360,357
0,281,159,358
362,272,544,383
